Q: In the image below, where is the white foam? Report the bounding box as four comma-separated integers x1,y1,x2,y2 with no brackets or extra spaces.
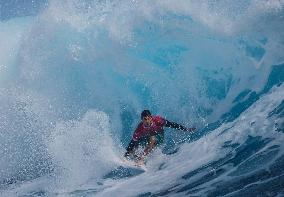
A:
48,110,120,190
0,1,284,195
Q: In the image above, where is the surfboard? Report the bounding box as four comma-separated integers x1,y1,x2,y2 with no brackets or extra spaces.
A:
121,158,147,172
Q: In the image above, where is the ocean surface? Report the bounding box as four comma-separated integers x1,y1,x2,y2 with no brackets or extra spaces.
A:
0,0,284,196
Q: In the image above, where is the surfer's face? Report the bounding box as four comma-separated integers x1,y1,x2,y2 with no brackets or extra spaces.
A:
143,116,153,127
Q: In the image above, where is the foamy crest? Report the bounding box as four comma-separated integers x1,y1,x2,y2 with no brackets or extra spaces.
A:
48,110,119,189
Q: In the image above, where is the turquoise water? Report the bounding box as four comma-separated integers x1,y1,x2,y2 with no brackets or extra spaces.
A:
0,0,284,196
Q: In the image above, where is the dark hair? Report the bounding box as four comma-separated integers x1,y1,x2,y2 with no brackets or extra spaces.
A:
141,110,151,119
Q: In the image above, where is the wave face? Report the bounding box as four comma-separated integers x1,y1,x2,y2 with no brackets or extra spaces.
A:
0,0,284,196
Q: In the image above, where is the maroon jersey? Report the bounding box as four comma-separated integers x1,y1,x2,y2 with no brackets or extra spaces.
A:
132,116,166,141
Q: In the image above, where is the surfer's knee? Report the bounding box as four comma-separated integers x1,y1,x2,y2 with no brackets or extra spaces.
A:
149,136,157,146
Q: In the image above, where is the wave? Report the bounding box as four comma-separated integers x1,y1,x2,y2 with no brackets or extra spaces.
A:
0,0,283,196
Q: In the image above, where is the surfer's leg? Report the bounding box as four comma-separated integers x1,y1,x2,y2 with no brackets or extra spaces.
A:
141,136,157,158
135,136,156,165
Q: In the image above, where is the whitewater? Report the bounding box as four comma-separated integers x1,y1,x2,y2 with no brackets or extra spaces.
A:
0,0,284,196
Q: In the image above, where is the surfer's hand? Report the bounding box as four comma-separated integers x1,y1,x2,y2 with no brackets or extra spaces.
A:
187,127,196,132
124,151,131,158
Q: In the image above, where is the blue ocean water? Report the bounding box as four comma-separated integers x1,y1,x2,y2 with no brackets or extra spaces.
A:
0,0,284,196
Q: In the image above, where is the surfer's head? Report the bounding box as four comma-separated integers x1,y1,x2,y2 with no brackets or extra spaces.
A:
141,110,152,127
141,110,151,119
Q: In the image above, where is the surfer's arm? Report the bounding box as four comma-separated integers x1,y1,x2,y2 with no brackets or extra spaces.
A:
124,139,139,157
124,124,143,157
165,120,195,132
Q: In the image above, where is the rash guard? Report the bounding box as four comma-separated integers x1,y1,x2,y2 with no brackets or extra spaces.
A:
132,116,166,141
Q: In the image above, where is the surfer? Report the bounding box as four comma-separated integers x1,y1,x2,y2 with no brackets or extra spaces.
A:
124,110,196,164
